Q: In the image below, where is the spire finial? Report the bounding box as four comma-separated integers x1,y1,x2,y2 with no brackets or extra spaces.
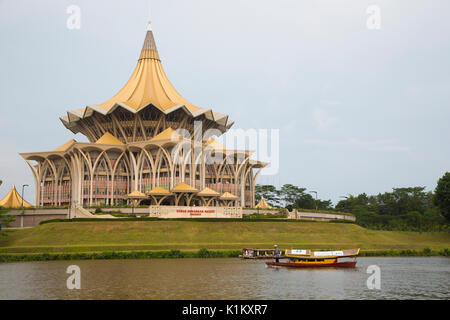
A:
139,1,159,62
147,0,152,31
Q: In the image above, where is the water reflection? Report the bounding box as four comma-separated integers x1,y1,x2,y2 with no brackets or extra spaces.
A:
0,257,448,300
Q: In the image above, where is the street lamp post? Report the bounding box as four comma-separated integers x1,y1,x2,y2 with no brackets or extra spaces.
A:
21,184,29,214
339,196,349,212
310,191,318,212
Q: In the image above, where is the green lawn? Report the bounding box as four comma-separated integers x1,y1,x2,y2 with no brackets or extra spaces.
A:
0,220,449,254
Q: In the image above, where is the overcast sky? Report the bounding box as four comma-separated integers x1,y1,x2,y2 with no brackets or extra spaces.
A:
0,0,449,204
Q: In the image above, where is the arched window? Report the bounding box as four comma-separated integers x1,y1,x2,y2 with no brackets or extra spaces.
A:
156,151,171,190
205,164,217,191
139,155,152,193
220,165,234,194
58,162,71,206
114,156,131,205
93,156,111,206
244,168,252,207
81,156,91,207
40,162,56,206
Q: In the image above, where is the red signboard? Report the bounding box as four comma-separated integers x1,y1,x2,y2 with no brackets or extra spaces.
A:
176,209,216,215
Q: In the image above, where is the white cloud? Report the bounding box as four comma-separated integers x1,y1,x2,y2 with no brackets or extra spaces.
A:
313,108,338,131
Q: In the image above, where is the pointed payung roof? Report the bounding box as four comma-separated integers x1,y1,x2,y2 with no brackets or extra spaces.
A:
0,186,33,208
96,132,124,145
150,128,183,143
255,197,273,209
220,192,238,200
126,190,147,198
147,186,172,196
95,28,200,113
205,138,226,151
197,187,220,197
55,139,76,152
171,182,198,193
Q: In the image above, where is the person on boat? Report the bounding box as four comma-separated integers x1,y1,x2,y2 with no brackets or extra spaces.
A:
274,245,280,263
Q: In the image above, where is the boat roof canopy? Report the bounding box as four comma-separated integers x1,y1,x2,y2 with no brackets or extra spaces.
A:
285,248,360,259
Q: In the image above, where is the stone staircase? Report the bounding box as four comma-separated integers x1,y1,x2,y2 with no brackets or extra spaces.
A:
73,206,115,219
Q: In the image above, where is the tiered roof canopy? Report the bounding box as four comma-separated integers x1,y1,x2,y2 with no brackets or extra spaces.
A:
96,26,200,114
61,24,233,135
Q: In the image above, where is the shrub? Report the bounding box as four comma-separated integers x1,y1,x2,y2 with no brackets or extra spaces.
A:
168,249,184,258
197,248,211,258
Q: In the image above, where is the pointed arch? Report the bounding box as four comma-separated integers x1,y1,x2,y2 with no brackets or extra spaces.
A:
112,152,131,205
154,146,173,189
39,159,57,206
91,152,113,206
138,148,156,193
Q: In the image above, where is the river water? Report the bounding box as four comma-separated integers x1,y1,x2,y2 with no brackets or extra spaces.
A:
0,257,448,300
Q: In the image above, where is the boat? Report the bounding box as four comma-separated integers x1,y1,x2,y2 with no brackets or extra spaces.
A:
240,248,285,260
266,248,360,268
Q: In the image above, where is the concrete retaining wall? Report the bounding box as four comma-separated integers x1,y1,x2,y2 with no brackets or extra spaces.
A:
1,209,69,228
243,208,355,222
0,207,354,229
243,209,282,215
87,208,149,216
289,210,355,222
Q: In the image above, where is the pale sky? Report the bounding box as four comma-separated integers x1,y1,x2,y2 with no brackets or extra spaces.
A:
0,0,449,204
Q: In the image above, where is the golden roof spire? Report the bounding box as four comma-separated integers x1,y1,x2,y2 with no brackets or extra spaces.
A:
61,19,235,137
92,25,201,113
139,25,160,61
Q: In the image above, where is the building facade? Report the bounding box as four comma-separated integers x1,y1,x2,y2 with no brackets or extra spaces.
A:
20,24,267,209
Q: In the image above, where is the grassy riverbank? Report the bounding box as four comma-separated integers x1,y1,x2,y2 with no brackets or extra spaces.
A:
1,247,449,263
0,220,449,258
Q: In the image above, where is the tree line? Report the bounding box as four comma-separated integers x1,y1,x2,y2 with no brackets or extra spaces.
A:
256,172,450,231
255,184,333,211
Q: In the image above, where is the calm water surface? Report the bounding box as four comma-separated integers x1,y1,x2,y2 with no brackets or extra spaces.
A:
0,257,448,300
